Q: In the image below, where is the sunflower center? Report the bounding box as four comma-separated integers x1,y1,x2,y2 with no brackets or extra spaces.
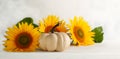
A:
15,32,32,49
77,29,84,38
18,36,29,45
74,27,84,42
45,26,59,33
45,26,53,33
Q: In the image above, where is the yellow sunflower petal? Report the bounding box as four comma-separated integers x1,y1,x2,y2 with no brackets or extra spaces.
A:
39,15,68,33
3,22,40,52
38,20,45,32
68,16,95,46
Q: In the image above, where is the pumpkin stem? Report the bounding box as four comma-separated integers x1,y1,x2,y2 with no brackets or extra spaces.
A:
50,22,60,33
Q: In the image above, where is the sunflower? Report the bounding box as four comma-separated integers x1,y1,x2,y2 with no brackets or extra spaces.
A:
39,15,67,33
68,16,95,46
3,22,40,52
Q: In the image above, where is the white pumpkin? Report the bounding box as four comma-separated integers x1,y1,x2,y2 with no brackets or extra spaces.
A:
39,32,71,51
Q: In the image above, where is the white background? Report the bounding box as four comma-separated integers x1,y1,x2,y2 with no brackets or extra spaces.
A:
0,0,120,59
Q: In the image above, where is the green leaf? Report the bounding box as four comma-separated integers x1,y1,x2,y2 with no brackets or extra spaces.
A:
16,17,33,26
92,26,104,43
16,17,38,28
32,23,38,27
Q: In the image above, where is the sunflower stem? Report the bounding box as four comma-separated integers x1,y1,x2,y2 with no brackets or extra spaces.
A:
50,22,60,33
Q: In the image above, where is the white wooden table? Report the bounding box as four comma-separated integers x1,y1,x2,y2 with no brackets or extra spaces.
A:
0,39,120,59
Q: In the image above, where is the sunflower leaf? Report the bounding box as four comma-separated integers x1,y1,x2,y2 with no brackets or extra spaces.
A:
16,17,38,27
32,23,38,27
92,26,104,43
16,17,33,25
